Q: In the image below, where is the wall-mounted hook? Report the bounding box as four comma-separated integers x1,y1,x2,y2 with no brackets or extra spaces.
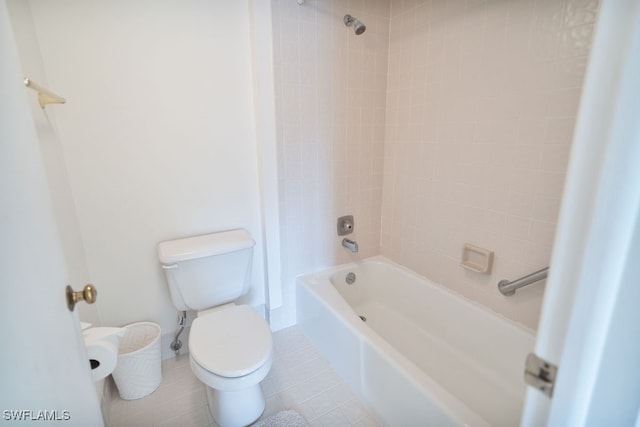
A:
24,78,66,108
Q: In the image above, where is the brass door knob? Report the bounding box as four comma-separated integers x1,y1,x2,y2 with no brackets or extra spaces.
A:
66,284,98,312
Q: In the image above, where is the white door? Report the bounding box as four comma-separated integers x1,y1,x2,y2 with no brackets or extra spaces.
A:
521,1,640,426
0,3,103,426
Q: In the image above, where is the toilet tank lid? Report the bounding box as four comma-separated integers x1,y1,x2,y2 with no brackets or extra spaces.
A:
158,229,255,264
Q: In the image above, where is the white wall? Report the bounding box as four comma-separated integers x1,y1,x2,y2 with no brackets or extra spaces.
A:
26,0,266,334
12,0,603,336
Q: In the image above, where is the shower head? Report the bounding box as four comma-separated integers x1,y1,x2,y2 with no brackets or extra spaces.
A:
344,14,366,35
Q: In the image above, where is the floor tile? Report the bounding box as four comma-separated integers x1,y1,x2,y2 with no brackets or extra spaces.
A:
107,326,379,427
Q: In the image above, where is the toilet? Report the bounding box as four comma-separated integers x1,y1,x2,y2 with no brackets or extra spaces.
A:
157,229,272,427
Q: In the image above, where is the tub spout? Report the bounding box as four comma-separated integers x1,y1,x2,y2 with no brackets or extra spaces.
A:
342,238,358,253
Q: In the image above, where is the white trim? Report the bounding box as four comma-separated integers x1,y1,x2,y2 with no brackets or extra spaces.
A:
248,0,282,311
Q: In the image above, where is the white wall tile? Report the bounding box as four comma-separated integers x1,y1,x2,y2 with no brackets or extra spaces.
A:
381,0,600,330
272,0,391,327
272,0,599,331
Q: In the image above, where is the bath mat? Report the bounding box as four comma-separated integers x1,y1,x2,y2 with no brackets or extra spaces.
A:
254,409,307,427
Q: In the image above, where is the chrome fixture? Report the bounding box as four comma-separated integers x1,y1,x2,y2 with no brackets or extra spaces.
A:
170,310,187,356
344,14,366,35
296,0,305,4
342,238,358,253
346,272,356,284
498,267,549,296
524,353,558,398
337,215,354,236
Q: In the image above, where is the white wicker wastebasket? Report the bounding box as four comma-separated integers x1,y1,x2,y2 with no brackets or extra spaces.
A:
112,322,162,400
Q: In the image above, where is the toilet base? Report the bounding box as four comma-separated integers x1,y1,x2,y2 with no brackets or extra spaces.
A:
205,384,265,427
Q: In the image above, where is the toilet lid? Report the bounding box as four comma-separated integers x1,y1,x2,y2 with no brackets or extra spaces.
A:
189,305,272,378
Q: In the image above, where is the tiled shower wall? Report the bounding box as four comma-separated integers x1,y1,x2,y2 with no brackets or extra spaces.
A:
381,0,599,329
271,0,390,326
272,0,599,330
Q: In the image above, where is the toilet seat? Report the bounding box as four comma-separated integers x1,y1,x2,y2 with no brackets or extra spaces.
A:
189,305,272,378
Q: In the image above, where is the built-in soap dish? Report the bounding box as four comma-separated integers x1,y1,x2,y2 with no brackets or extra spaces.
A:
460,243,494,274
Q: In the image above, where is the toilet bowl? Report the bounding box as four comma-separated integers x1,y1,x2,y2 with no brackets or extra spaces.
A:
188,304,272,426
158,229,273,427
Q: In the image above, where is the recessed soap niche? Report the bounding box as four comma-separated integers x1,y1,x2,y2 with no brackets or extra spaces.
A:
460,243,494,274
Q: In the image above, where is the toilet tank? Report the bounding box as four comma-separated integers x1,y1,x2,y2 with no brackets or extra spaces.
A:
158,229,255,312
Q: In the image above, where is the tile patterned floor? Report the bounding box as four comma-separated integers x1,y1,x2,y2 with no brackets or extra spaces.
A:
108,326,381,427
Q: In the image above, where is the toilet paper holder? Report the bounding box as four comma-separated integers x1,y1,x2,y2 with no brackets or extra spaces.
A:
83,326,125,382
66,284,98,312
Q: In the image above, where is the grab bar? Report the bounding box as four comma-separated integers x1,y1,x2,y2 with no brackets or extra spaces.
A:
498,267,549,296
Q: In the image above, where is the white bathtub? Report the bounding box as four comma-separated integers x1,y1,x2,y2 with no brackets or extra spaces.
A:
296,256,535,427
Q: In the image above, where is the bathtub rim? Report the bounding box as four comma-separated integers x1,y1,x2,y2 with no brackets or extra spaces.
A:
298,254,536,338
